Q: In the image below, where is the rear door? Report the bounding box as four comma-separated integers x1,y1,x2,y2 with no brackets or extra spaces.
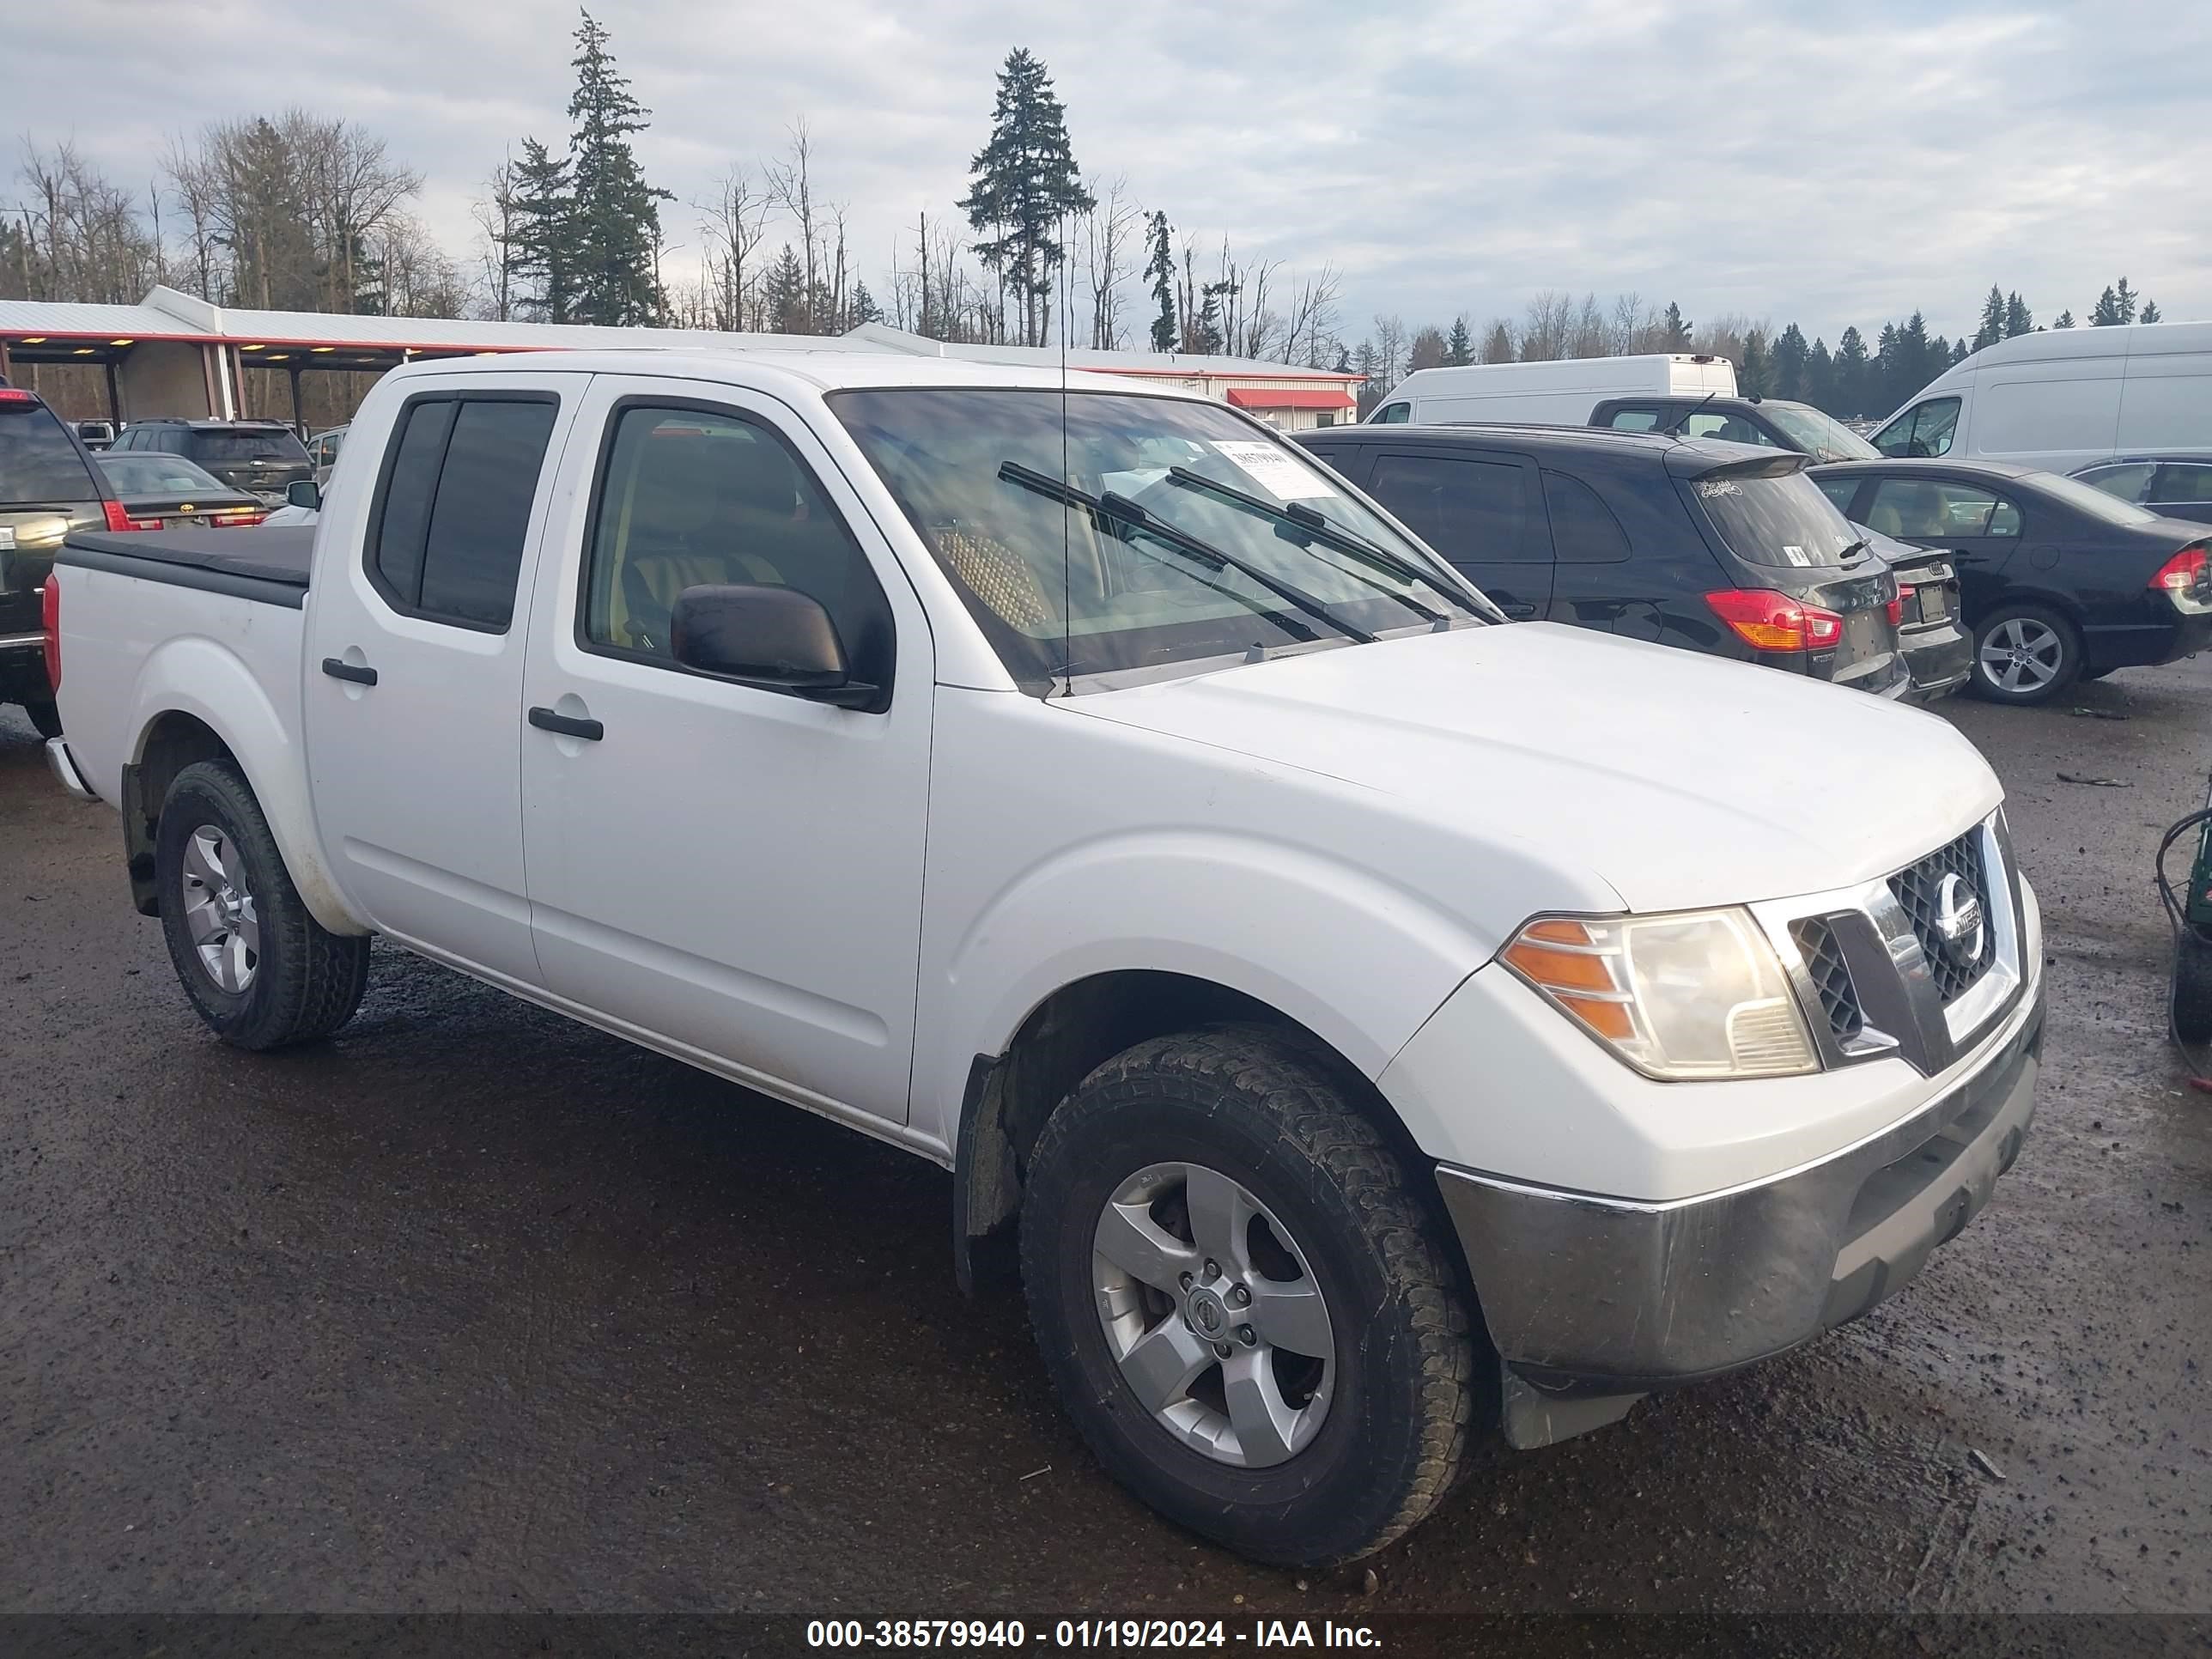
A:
1354,444,1554,617
1859,472,2025,618
302,372,582,987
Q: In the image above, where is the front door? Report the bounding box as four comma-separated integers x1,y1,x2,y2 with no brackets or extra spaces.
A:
518,380,934,1125
1355,445,1555,618
302,374,582,987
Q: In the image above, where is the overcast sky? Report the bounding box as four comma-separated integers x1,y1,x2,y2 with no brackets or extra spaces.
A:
12,0,2209,348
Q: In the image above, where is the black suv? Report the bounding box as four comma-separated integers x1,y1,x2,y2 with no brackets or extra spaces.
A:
110,418,312,503
2,386,127,737
1590,394,1881,465
1294,422,1912,698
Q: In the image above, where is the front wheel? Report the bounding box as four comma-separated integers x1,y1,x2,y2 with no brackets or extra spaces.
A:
1020,1025,1479,1566
1970,605,2080,705
155,760,371,1049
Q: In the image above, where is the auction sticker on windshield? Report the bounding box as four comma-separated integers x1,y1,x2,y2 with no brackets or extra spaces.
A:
1211,439,1337,500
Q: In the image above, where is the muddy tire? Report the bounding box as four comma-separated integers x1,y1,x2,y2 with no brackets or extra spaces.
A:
1020,1024,1478,1566
155,760,370,1050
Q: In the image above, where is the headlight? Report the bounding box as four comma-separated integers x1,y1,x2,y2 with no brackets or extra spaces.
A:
1500,909,1818,1080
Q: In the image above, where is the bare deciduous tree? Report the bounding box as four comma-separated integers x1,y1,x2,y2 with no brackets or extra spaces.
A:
1077,174,1139,349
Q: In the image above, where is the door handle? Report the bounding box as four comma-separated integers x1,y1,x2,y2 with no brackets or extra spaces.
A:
1499,602,1538,619
321,657,378,685
529,705,604,742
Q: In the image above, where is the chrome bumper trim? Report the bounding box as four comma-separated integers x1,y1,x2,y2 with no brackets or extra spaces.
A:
1438,982,2042,1406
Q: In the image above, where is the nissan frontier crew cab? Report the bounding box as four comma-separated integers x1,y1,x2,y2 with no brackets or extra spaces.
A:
43,350,2043,1568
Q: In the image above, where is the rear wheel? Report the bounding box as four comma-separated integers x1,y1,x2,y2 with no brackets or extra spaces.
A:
1970,605,2080,705
23,699,62,739
155,760,370,1049
1020,1024,1479,1566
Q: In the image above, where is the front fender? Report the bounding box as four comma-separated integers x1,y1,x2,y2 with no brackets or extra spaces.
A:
131,637,362,935
919,829,1496,1148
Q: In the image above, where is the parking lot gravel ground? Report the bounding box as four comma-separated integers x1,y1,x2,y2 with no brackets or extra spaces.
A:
3,662,2209,1646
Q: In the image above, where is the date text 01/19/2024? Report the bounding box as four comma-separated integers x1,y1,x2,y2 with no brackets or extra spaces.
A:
804,1620,1384,1649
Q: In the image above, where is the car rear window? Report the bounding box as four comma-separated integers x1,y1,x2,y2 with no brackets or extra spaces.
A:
187,429,310,465
1684,467,1859,568
0,401,100,505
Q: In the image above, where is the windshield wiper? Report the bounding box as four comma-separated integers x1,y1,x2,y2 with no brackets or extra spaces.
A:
1157,467,1474,628
998,461,1370,645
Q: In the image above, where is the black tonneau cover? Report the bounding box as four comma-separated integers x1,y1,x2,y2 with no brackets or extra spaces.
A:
58,527,314,609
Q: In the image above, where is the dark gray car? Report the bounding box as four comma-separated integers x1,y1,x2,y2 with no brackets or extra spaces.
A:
2073,455,2212,526
110,419,312,504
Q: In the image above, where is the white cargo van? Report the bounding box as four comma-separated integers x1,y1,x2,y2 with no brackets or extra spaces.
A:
1369,354,1737,426
1874,320,2212,475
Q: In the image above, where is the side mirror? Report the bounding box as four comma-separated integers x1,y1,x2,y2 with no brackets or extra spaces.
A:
671,584,880,709
286,479,320,510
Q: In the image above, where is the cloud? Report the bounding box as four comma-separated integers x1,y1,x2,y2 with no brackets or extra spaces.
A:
9,0,2209,345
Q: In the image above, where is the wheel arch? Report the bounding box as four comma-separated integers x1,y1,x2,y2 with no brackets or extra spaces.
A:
951,969,1454,1297
123,643,362,934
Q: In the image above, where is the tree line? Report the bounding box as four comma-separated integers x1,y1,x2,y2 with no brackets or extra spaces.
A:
0,13,2179,408
1352,274,2168,421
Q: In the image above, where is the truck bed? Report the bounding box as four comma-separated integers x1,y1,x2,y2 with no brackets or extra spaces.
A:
58,527,313,609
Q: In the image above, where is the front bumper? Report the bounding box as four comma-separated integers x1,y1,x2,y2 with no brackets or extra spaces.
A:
1437,981,2041,1444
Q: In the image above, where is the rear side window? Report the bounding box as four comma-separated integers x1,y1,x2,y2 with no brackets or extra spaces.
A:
368,395,559,630
2154,463,2212,503
1681,411,1781,447
1600,407,1666,432
1863,478,2022,539
0,401,100,505
2079,462,2154,504
1367,453,1539,562
1540,471,1631,563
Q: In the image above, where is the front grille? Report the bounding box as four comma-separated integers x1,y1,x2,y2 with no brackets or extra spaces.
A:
1888,830,1994,1003
1790,917,1864,1042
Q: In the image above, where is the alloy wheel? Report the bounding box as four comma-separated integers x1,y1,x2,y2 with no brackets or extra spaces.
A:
179,824,259,994
1091,1161,1335,1468
1978,617,2064,694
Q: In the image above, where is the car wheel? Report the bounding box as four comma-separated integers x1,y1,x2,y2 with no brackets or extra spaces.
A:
1020,1024,1479,1567
1970,605,2080,705
155,760,371,1049
23,699,62,739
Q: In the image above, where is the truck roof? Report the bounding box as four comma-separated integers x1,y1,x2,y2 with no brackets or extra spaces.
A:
374,348,1176,399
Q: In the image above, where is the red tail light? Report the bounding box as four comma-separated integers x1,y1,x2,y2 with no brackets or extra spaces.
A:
0,387,37,404
1886,592,1906,627
1705,589,1844,653
215,513,265,529
100,499,159,532
41,573,60,694
2150,544,2209,593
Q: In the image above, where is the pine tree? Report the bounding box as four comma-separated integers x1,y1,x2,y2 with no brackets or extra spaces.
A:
1480,321,1515,363
2054,309,2075,328
959,48,1094,348
565,10,672,326
1972,284,2006,351
1445,316,1474,368
2114,277,2137,323
2141,299,2161,325
1771,323,1808,400
505,137,576,325
1833,326,1870,417
1804,337,1834,413
1739,330,1771,398
763,244,805,332
1143,210,1176,352
848,280,881,327
2091,284,2122,325
1330,345,1352,374
1660,301,1691,346
2003,292,2032,337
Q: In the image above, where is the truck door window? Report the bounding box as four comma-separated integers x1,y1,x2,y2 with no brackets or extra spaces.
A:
580,404,895,686
1365,453,1537,562
1874,398,1960,459
1372,402,1410,424
367,393,559,631
1681,411,1778,447
1540,471,1631,562
1601,407,1667,432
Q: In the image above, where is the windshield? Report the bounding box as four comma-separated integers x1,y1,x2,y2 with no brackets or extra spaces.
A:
830,388,1485,690
2027,469,2163,526
1685,466,1863,568
0,403,100,505
1761,402,1880,462
188,429,309,465
98,453,230,495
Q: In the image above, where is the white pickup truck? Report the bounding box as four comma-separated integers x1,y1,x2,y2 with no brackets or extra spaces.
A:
44,350,2043,1566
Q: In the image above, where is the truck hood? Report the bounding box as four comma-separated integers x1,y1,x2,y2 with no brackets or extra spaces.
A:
1068,623,2000,914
